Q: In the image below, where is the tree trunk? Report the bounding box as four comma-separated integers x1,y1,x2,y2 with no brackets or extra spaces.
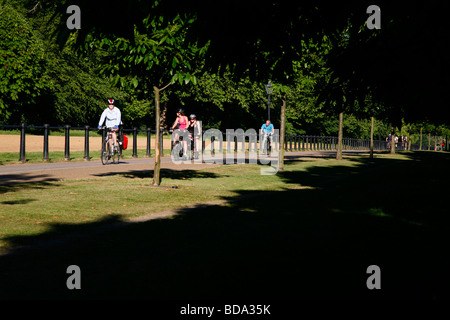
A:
153,86,161,186
278,94,286,171
419,127,423,150
370,116,374,158
428,133,431,151
336,112,343,160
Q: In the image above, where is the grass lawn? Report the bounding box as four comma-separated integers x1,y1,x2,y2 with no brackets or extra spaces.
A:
0,151,449,300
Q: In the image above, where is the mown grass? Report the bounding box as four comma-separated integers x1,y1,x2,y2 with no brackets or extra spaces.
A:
0,151,449,299
0,151,428,251
0,158,320,251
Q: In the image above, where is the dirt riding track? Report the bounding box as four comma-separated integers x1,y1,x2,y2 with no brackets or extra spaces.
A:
0,134,170,153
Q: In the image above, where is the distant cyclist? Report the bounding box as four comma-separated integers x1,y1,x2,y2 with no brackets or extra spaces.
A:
187,114,201,159
98,98,121,151
260,120,274,154
171,108,189,159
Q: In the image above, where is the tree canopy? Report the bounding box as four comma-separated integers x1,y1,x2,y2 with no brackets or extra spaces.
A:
1,0,449,139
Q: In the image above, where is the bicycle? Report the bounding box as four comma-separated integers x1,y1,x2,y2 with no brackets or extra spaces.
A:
260,133,272,156
266,133,272,156
101,127,121,165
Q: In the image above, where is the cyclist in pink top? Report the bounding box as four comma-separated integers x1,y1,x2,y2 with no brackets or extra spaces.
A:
178,114,187,130
171,109,189,159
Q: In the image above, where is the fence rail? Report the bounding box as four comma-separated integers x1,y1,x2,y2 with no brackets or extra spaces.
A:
0,123,424,163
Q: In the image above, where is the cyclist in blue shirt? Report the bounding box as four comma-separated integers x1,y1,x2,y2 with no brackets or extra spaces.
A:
260,120,274,154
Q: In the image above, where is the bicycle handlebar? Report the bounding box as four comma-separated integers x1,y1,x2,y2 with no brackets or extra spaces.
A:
99,126,119,131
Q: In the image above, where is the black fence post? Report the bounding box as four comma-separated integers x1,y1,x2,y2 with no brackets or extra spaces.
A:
211,135,215,155
84,125,90,161
43,124,49,162
19,123,26,163
146,127,151,157
102,127,106,149
132,127,138,158
64,124,70,161
202,136,206,153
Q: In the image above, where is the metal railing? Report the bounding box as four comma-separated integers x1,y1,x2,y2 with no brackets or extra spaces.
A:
0,123,424,163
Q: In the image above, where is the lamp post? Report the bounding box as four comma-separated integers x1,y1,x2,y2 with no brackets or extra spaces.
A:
265,80,273,121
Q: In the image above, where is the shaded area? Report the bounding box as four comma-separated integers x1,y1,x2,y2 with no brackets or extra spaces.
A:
0,173,59,186
0,179,59,194
94,168,226,181
1,199,37,205
0,151,449,300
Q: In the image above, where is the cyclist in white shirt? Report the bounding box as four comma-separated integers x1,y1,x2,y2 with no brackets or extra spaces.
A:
98,98,121,151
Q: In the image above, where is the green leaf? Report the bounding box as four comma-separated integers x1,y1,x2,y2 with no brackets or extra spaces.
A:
184,74,191,85
131,78,138,88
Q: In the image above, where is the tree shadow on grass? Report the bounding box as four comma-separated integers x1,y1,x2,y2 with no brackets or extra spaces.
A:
0,179,60,194
93,168,226,181
1,199,37,205
0,152,449,300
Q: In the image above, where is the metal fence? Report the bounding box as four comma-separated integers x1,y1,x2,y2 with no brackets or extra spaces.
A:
0,123,424,163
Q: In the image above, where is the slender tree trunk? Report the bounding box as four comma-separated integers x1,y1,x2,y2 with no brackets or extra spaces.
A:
278,94,286,171
336,112,343,160
153,86,161,186
370,116,374,158
428,133,431,150
419,127,423,150
152,82,171,186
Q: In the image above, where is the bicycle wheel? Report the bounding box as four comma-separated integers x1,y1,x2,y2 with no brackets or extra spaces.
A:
112,145,119,164
101,140,110,165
